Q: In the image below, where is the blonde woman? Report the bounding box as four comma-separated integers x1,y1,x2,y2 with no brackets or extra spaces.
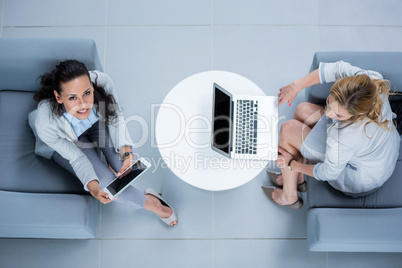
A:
263,61,400,209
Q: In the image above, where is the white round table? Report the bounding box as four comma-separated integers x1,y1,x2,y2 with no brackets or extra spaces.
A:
155,71,269,191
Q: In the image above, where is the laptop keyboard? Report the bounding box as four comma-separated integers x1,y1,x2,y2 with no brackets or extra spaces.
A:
235,100,258,155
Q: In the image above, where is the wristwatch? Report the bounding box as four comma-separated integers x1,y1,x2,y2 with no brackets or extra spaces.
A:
287,159,295,171
123,151,133,159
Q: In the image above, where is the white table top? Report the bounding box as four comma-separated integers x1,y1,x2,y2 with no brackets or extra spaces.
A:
155,71,270,191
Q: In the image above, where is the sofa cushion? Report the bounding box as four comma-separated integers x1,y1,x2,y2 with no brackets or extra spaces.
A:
0,90,86,194
307,161,402,208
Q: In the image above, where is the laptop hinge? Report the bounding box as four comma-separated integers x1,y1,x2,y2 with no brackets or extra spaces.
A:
230,100,234,153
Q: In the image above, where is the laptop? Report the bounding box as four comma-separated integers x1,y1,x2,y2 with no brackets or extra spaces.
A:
211,83,278,160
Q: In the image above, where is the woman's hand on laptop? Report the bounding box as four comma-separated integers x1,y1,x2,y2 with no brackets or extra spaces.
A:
278,69,320,107
87,180,117,204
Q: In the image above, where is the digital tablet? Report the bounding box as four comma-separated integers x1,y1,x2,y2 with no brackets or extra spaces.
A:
103,157,151,200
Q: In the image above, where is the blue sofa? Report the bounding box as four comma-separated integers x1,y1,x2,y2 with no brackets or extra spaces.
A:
305,52,402,252
0,38,102,239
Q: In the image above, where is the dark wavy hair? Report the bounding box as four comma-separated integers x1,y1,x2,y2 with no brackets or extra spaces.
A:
33,60,118,125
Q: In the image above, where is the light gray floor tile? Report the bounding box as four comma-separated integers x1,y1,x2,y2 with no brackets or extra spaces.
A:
214,0,319,25
104,26,212,158
104,26,212,101
100,239,213,268
2,26,106,67
100,170,214,239
0,239,99,268
3,0,106,27
107,0,212,25
213,25,319,122
319,0,402,26
213,26,319,92
214,171,308,239
214,239,326,268
328,252,402,268
320,26,402,52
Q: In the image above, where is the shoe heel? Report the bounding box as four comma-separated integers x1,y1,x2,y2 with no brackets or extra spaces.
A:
297,182,307,192
266,171,281,187
286,198,303,209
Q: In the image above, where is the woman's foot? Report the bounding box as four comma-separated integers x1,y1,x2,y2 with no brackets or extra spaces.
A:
272,188,299,206
261,186,303,209
144,193,178,226
267,171,307,192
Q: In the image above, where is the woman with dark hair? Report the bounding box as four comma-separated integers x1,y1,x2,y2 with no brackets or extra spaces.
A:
263,61,400,209
29,60,178,226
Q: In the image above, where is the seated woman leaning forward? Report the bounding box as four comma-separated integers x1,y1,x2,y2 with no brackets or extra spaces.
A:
262,61,400,209
29,60,178,226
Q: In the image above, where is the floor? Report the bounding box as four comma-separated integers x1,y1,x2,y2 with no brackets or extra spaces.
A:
1,0,402,267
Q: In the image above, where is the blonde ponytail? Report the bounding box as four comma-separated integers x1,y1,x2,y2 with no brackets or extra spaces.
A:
366,79,391,130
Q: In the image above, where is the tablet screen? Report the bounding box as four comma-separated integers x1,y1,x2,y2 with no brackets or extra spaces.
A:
106,160,148,196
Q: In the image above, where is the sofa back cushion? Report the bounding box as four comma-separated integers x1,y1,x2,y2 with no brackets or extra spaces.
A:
0,90,86,194
306,52,402,105
0,38,103,92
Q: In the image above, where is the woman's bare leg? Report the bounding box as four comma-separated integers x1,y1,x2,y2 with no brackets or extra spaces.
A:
293,102,325,126
272,102,325,205
273,119,311,205
275,102,325,186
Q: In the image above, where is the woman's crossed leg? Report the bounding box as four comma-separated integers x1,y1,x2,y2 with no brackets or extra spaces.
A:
273,102,324,205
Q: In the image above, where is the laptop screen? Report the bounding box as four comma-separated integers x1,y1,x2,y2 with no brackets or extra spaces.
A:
212,83,232,156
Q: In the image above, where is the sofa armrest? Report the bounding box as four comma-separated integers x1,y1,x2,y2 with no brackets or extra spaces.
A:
0,190,99,239
307,208,402,252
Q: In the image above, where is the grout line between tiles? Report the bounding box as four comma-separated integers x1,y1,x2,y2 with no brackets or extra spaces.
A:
91,238,308,241
211,2,215,265
2,24,402,33
103,0,108,72
212,192,215,268
211,0,214,72
99,200,102,238
98,200,102,268
211,24,214,71
0,0,4,38
212,191,215,241
317,0,321,51
212,239,215,268
98,239,101,268
4,24,402,28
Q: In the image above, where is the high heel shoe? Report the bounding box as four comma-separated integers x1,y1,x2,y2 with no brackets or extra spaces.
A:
266,171,307,192
261,186,303,209
144,188,178,226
